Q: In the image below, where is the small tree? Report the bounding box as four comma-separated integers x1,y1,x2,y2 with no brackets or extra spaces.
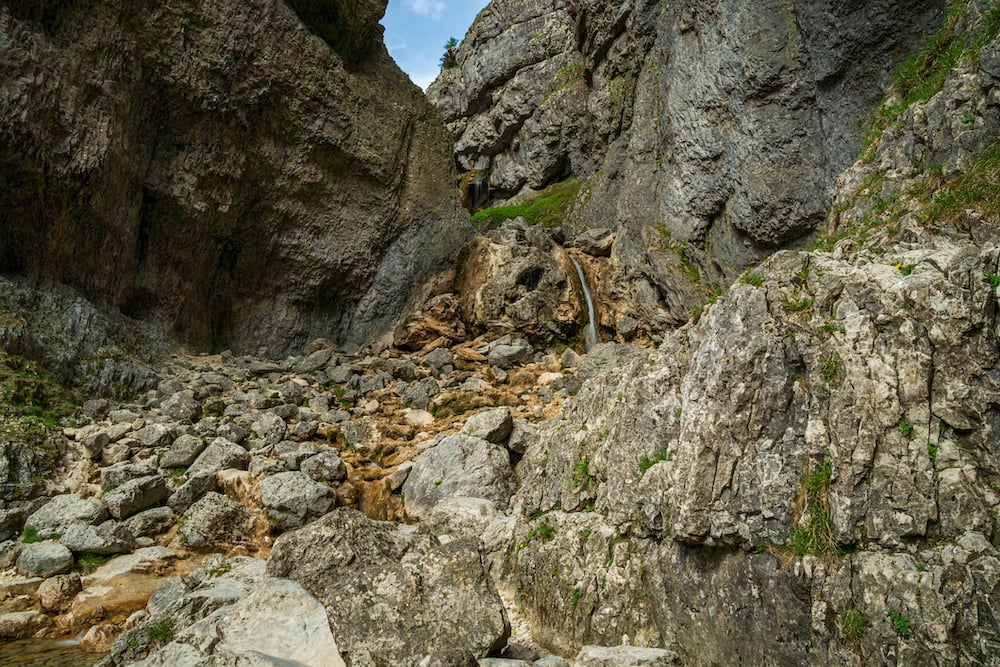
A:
440,37,459,69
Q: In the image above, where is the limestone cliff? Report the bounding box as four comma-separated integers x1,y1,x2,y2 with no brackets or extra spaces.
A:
0,0,469,357
429,0,947,333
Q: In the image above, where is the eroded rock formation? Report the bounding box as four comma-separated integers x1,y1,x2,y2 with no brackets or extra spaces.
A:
0,0,469,357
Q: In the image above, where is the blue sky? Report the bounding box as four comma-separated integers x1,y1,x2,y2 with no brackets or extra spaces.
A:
382,0,491,90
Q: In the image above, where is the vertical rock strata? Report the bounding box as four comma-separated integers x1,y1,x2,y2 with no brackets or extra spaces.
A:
0,0,469,355
430,0,947,324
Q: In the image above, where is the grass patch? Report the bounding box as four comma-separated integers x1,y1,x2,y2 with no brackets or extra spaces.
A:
820,353,841,385
470,178,580,229
921,142,1000,226
571,454,593,490
21,525,45,543
899,420,915,438
740,271,764,287
890,610,912,638
927,441,939,463
986,270,1000,290
782,295,814,312
77,552,108,574
839,607,868,645
639,449,668,475
784,454,839,561
145,617,176,645
569,586,582,605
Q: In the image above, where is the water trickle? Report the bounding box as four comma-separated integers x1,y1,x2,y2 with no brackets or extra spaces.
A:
570,256,598,351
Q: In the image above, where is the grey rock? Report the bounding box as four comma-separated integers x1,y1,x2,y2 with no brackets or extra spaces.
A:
122,507,176,539
158,434,206,469
25,495,108,538
82,399,111,419
102,461,158,490
160,391,202,422
132,424,174,449
251,412,288,448
167,473,217,514
328,365,355,385
574,646,679,667
257,471,335,531
0,610,50,641
424,347,454,375
461,407,514,444
1,0,469,358
403,434,515,518
59,521,132,555
82,432,110,460
488,341,534,370
16,542,74,577
131,578,345,667
300,449,347,483
177,493,251,549
573,229,615,257
216,421,250,444
186,438,249,478
103,475,169,519
267,508,509,666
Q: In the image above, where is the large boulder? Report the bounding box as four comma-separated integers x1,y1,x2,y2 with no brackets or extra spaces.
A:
103,475,169,519
257,471,335,531
24,494,107,538
128,578,345,667
0,0,469,356
456,220,581,342
16,542,73,577
403,433,516,519
177,492,251,549
267,508,510,666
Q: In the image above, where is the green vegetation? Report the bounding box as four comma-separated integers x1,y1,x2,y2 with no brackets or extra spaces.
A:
0,348,77,462
899,420,915,438
440,37,459,69
839,607,868,644
571,454,593,490
679,251,701,285
782,295,814,312
471,178,580,229
820,353,841,385
819,320,846,335
898,263,917,276
145,617,176,644
927,441,939,463
786,454,839,560
740,271,764,287
986,270,1000,290
890,610,913,638
21,525,44,544
570,587,582,605
923,142,1000,226
861,0,1000,160
77,552,108,574
543,64,584,105
639,449,668,475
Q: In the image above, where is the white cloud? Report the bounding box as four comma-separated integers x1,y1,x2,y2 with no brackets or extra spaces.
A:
404,0,445,18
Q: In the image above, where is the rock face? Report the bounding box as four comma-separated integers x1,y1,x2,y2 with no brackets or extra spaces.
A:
495,16,1000,663
0,0,469,356
429,0,947,324
267,508,510,666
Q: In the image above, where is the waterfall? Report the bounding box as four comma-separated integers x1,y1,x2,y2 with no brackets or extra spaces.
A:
570,256,599,352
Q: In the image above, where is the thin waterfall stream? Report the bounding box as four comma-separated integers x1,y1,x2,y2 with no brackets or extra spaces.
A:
570,256,598,351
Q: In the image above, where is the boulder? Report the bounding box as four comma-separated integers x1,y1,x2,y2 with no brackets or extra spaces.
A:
167,473,217,514
132,424,174,449
186,438,249,478
573,229,615,257
129,578,345,667
160,391,201,422
574,646,679,667
177,493,251,549
37,573,82,612
487,340,533,370
25,495,107,538
403,434,515,518
299,449,347,483
158,434,206,469
461,407,513,444
102,462,158,490
0,610,50,640
257,471,335,531
16,543,73,577
59,521,132,555
267,508,509,665
122,507,176,539
103,476,170,519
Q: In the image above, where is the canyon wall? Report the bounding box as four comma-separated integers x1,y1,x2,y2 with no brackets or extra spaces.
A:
0,0,469,357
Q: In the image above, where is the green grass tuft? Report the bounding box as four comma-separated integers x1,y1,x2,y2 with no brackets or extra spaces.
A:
470,178,580,229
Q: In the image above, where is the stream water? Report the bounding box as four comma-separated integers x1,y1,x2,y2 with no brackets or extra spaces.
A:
570,256,598,351
0,637,104,666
